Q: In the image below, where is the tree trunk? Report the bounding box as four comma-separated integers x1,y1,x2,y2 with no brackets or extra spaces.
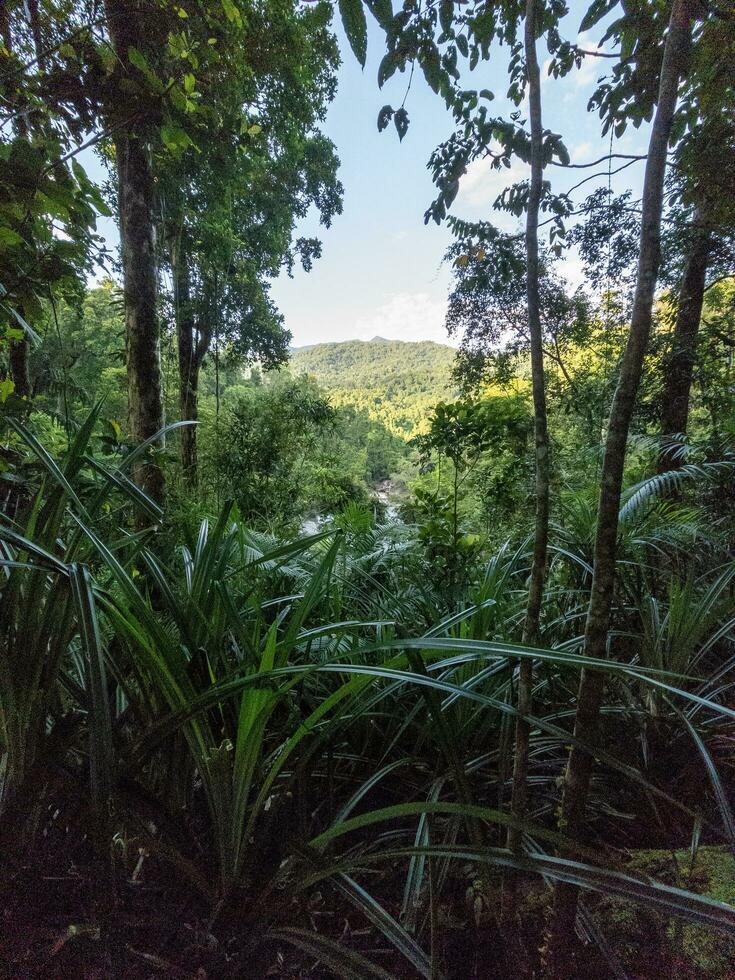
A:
173,235,201,487
658,211,711,471
502,0,550,921
104,0,164,504
116,132,165,503
178,338,199,488
545,2,697,973
9,334,31,398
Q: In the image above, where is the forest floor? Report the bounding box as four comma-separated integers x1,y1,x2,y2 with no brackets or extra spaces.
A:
2,778,733,978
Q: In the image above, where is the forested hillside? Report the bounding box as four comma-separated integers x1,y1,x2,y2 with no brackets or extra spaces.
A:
292,337,457,435
2,1,735,978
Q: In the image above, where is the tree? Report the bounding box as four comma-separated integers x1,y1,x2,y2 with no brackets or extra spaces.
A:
31,281,126,421
158,0,341,485
547,1,703,969
212,374,336,524
351,0,584,927
447,232,593,427
2,0,35,398
658,17,735,470
0,0,106,406
659,210,713,468
503,3,554,914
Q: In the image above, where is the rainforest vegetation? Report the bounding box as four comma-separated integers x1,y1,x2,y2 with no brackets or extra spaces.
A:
1,0,735,977
291,338,457,437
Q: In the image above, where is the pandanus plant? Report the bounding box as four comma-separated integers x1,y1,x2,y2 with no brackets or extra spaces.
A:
0,405,167,823
4,408,735,977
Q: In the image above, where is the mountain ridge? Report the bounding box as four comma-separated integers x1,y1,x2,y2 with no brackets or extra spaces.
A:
289,337,457,437
290,335,453,353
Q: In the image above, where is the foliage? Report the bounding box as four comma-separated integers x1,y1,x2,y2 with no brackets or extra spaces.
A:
2,0,735,974
3,412,735,976
158,0,343,369
31,280,127,420
208,374,336,523
291,337,458,437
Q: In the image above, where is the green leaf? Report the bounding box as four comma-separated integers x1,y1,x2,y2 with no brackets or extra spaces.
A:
88,186,112,217
377,52,398,87
346,845,735,936
620,25,635,62
333,875,432,978
339,0,368,68
0,376,14,402
668,699,735,853
270,927,394,979
377,104,393,132
394,107,409,141
5,417,88,517
579,0,619,33
365,0,392,29
220,0,242,25
69,563,114,810
439,0,454,36
555,139,570,166
420,44,443,95
127,46,150,75
161,122,193,154
0,227,23,247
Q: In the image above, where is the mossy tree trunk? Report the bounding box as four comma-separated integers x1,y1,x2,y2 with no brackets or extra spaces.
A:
104,0,165,504
8,334,31,398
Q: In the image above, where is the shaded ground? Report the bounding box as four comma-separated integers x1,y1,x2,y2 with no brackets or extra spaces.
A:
2,780,733,978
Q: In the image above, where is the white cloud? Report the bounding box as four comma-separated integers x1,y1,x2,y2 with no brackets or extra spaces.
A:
560,252,586,291
352,291,455,346
571,140,593,163
572,31,613,90
454,150,528,233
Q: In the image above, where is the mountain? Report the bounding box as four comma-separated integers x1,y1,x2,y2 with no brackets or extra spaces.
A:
290,338,457,438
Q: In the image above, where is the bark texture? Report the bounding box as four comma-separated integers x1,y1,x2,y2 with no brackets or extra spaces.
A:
658,211,711,471
503,0,550,921
177,333,199,487
104,0,165,504
545,1,697,972
9,334,30,398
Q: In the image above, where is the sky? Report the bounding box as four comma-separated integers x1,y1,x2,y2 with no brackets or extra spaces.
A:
86,1,652,349
269,0,651,348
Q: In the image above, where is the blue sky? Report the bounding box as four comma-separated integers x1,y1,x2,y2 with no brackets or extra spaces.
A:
86,1,650,348
271,0,651,347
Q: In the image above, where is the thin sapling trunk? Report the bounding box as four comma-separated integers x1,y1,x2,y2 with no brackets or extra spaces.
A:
545,2,698,971
503,0,551,921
